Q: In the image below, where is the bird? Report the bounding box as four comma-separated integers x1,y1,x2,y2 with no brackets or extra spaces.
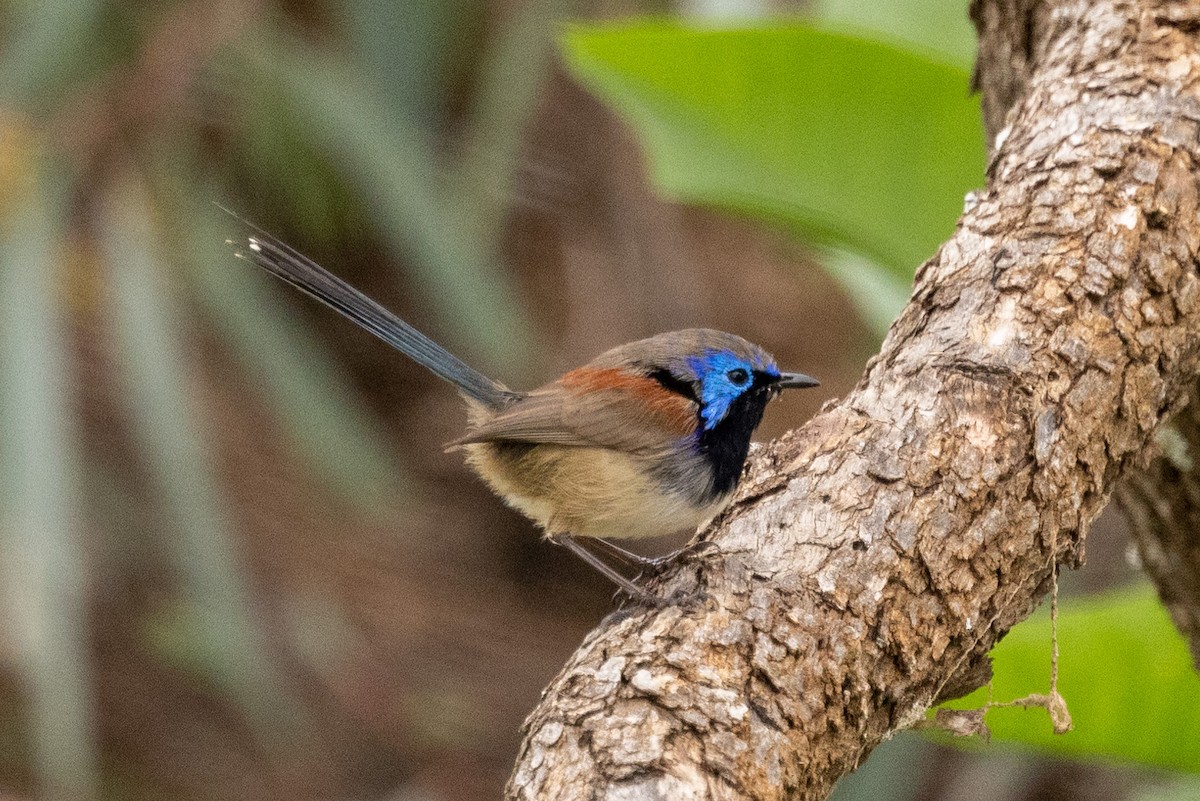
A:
229,225,819,600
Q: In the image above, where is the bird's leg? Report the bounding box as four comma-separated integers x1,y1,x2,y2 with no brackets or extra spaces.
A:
551,534,654,603
586,537,657,567
590,536,718,574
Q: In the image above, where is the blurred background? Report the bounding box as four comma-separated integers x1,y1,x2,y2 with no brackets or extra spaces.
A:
1,0,1197,799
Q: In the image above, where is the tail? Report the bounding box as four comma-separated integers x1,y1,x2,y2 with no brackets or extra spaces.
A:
225,216,518,410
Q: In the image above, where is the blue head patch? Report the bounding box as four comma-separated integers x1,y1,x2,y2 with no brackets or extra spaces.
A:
687,349,779,430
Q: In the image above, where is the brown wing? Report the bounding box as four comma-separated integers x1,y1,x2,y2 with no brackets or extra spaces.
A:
448,391,583,446
448,366,698,453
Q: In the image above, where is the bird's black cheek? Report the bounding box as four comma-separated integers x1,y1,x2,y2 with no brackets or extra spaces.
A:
695,392,771,499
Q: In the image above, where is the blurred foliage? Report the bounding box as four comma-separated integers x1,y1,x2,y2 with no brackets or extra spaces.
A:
561,13,1200,776
0,155,96,800
0,0,1197,798
0,0,573,796
102,174,293,732
1131,777,1200,801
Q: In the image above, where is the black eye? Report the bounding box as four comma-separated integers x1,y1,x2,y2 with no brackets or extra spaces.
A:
727,368,750,386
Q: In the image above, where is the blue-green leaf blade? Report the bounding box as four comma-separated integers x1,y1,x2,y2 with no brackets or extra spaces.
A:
0,159,98,800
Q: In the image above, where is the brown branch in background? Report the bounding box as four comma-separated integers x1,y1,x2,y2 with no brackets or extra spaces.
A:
506,1,1200,798
1117,375,1200,669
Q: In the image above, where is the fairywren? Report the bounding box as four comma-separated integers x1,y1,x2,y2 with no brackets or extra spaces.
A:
231,228,819,599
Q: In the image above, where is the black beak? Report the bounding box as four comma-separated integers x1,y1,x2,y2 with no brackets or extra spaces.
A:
776,371,820,389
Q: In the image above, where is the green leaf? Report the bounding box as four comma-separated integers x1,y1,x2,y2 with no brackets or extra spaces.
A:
945,585,1200,772
811,0,976,68
561,21,985,280
1131,776,1200,801
0,157,98,800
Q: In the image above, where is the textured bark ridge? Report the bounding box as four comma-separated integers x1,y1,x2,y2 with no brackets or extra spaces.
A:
507,2,1200,798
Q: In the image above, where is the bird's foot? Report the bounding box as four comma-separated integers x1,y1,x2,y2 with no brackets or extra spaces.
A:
591,537,719,577
607,585,712,621
551,534,717,609
634,540,720,586
552,534,656,603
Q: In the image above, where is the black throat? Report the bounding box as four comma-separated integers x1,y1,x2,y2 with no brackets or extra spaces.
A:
697,389,772,499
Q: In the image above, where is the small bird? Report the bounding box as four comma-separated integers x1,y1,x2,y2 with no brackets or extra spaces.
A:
231,227,819,599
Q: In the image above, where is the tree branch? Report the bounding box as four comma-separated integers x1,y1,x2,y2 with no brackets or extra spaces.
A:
1116,375,1200,669
506,1,1200,798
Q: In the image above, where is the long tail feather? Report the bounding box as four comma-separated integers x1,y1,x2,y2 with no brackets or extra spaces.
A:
224,215,517,410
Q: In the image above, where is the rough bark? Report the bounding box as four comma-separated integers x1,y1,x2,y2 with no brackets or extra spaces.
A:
507,1,1200,799
1116,376,1200,668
